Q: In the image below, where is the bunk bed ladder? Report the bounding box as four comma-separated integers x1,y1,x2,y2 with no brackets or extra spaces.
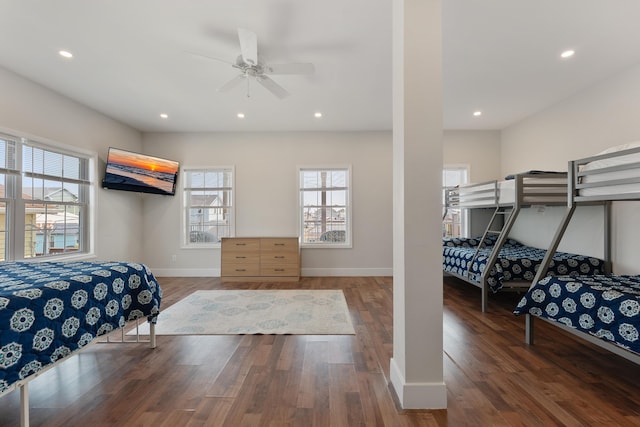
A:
466,206,505,279
466,205,520,312
480,206,520,312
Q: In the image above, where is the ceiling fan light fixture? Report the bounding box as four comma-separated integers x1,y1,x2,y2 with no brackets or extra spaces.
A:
237,113,245,119
314,112,322,118
59,50,73,58
473,111,482,117
159,113,168,119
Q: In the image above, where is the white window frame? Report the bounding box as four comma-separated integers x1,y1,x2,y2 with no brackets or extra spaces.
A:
0,130,94,261
443,164,469,238
181,166,235,248
298,165,352,248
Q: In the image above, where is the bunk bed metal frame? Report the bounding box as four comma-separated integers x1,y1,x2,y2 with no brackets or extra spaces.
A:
446,172,568,312
524,145,640,364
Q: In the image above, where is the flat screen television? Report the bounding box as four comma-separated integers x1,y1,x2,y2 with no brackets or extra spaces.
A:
102,147,179,196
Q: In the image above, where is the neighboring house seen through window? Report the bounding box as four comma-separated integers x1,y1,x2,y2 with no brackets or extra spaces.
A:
183,168,234,246
299,167,351,247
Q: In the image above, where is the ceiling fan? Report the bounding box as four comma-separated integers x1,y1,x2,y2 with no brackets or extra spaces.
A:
193,28,315,99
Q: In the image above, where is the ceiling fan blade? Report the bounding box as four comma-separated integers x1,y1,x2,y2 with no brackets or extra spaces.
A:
238,28,258,65
264,63,315,75
256,75,289,99
186,51,233,65
217,75,246,93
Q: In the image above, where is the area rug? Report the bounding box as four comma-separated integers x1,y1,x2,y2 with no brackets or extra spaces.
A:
129,289,355,335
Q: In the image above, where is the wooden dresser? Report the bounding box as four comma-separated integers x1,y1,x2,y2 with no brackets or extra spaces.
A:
221,237,300,282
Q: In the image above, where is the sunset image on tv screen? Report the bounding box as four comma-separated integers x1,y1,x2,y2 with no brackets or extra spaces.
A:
103,148,179,194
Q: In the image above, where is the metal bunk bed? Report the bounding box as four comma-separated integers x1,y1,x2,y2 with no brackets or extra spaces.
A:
516,144,640,363
444,172,572,312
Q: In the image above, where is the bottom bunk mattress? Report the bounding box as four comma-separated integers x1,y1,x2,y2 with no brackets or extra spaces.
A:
0,260,162,394
443,237,604,292
514,275,640,355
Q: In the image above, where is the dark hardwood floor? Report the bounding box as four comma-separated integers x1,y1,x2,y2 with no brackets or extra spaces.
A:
1,276,640,426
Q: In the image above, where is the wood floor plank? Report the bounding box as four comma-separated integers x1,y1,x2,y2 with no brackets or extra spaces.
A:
1,275,640,426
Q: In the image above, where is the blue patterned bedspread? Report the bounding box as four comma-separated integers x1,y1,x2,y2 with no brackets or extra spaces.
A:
514,275,640,355
443,236,604,292
0,261,162,394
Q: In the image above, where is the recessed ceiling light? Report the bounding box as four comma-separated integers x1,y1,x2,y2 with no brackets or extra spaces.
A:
560,50,575,59
237,113,245,119
314,112,322,118
59,50,73,58
160,113,168,119
473,111,482,116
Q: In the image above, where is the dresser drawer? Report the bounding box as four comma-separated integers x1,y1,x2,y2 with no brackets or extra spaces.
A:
222,263,260,277
260,252,298,265
260,265,300,277
221,238,260,253
221,252,260,265
260,238,298,254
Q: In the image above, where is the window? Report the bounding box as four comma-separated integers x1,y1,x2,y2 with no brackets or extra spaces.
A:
299,167,351,247
443,166,468,238
0,132,91,260
183,168,234,246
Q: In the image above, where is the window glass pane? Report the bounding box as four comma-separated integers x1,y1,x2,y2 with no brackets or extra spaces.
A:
63,155,80,180
188,207,231,243
26,203,81,258
0,141,5,167
44,150,63,177
0,137,17,170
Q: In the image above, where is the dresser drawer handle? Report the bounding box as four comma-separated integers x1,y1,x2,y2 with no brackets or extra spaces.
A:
235,243,246,246
235,269,246,272
274,243,285,246
275,269,285,272
274,256,285,259
235,256,246,259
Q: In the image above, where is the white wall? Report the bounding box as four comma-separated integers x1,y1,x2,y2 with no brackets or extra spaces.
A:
0,66,145,262
141,131,393,276
501,63,640,274
443,130,501,182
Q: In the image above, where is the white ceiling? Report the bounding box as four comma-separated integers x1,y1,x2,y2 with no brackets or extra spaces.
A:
2,1,640,133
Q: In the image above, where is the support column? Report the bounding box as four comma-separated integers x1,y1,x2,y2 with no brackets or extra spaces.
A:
390,0,446,409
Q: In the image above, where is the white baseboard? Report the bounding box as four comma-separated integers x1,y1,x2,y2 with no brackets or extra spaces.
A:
150,268,220,277
301,267,392,277
389,357,447,409
151,267,392,278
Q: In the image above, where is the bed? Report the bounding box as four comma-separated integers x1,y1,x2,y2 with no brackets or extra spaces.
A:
445,172,575,311
0,260,162,426
516,143,640,363
443,235,604,292
514,275,640,356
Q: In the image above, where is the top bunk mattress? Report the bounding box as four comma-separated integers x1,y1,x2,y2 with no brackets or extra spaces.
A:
454,173,567,208
577,142,640,199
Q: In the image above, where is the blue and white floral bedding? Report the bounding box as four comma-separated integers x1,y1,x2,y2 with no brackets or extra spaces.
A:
0,261,162,394
514,275,640,354
443,236,604,292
